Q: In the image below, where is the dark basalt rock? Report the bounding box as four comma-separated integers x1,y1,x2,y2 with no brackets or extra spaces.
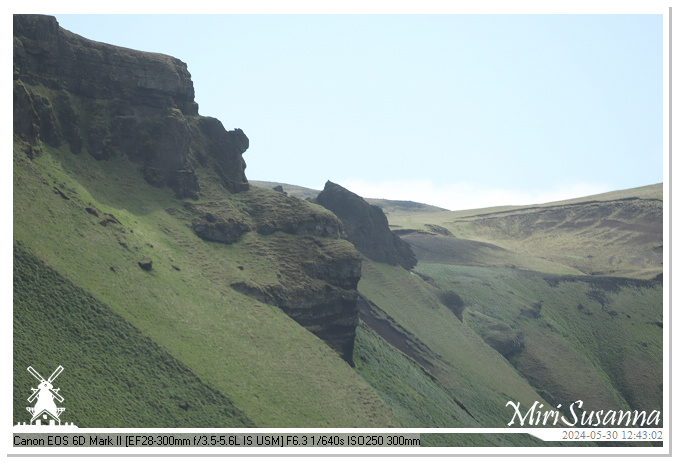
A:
230,236,362,366
138,258,153,271
231,280,360,365
13,14,249,198
13,15,196,113
193,218,252,245
316,181,417,270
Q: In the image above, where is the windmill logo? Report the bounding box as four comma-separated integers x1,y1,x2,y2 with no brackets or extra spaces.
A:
14,365,77,428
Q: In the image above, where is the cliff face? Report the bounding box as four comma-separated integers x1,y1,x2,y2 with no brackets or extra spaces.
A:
317,181,417,270
173,190,362,365
13,14,248,198
174,191,363,364
13,15,363,365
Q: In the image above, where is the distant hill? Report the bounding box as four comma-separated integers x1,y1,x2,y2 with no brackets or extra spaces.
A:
249,180,321,200
363,183,663,419
387,183,663,279
250,180,449,214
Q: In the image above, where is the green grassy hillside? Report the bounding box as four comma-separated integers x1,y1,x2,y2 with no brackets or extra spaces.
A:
357,259,552,427
360,183,663,426
416,263,662,417
14,139,663,440
14,244,254,427
353,322,559,447
13,142,399,428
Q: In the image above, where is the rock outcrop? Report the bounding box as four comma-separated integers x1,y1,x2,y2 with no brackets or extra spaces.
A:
316,181,417,270
230,240,362,366
170,192,363,365
13,14,248,198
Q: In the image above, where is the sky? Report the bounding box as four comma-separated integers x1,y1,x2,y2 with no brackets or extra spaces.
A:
50,12,664,211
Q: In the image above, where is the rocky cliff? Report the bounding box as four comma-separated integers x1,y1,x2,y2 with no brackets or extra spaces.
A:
13,14,363,365
173,191,363,365
316,181,417,270
13,14,249,198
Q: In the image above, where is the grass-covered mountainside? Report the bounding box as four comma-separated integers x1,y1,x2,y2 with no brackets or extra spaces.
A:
382,184,664,422
256,180,663,437
14,243,254,428
13,141,399,428
14,15,662,445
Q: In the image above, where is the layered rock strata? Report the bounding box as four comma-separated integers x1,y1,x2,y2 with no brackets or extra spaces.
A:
13,14,248,198
175,194,363,365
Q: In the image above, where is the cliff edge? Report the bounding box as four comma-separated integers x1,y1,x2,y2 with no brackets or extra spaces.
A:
14,14,249,198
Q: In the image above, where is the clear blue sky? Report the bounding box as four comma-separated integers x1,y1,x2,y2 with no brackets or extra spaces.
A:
52,13,664,210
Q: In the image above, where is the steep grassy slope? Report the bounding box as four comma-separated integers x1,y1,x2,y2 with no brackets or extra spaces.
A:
354,322,550,446
380,184,663,420
357,259,551,428
354,182,662,439
417,263,663,418
14,244,254,427
13,142,399,427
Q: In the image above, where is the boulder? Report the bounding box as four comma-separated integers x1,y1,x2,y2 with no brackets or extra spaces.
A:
138,258,153,271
